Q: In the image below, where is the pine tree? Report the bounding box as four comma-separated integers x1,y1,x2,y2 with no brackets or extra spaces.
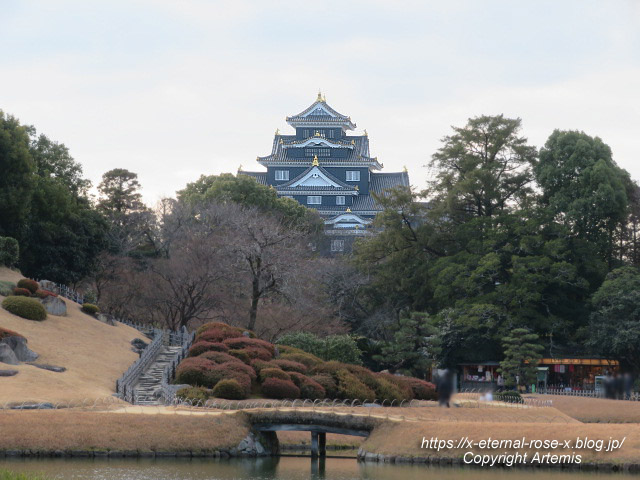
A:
499,328,543,389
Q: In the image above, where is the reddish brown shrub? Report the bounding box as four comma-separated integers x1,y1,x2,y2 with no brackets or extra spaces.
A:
223,337,275,356
17,278,39,294
250,359,278,373
279,352,322,368
289,372,326,399
204,364,252,393
233,346,272,361
227,349,251,364
174,357,216,386
259,368,291,383
261,378,300,399
403,377,438,400
195,322,250,341
35,289,58,299
271,359,307,374
188,341,229,357
199,351,244,365
310,374,338,398
217,360,257,382
0,327,24,340
12,287,31,297
212,379,246,400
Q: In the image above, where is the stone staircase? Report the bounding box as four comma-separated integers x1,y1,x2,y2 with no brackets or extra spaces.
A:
132,345,182,405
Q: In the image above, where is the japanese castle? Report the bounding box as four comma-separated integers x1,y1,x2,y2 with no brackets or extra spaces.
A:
239,93,410,251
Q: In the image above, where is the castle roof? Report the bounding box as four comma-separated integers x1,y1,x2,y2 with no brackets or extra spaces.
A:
286,93,356,130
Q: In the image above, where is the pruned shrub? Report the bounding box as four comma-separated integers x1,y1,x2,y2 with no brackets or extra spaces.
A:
81,303,100,315
1,296,47,321
199,351,244,365
0,326,24,340
223,337,275,356
403,377,437,401
371,376,408,402
251,359,278,373
212,379,246,400
335,369,375,400
234,346,273,361
277,332,362,365
227,349,251,364
174,357,216,386
195,322,251,341
311,374,338,398
204,364,252,393
271,359,307,374
12,287,31,297
176,386,209,403
259,367,291,383
261,378,300,399
494,390,523,403
0,236,19,267
35,289,58,299
289,372,326,399
0,280,16,297
216,360,257,381
279,352,322,368
188,341,229,357
17,278,39,294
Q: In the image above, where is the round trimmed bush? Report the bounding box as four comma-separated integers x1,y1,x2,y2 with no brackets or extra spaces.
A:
261,378,300,399
251,359,278,373
231,346,272,361
227,349,252,364
12,287,31,297
259,368,291,383
2,296,47,321
212,379,246,400
17,278,39,294
271,359,307,374
494,390,523,403
289,372,326,399
35,289,58,299
335,369,375,400
403,377,437,401
311,374,338,398
81,303,100,315
176,386,209,403
200,351,244,365
223,337,275,356
195,322,250,341
188,341,229,357
174,357,216,386
217,360,257,381
279,352,322,368
204,365,251,393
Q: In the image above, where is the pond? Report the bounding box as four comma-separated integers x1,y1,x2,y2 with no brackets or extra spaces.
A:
0,456,632,480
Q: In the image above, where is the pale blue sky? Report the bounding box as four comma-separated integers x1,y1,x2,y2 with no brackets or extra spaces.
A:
1,1,639,203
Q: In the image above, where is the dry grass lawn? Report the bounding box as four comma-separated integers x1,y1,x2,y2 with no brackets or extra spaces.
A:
0,410,249,452
364,420,640,464
0,267,141,404
531,394,640,423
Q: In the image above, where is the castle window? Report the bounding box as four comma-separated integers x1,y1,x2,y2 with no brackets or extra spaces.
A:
275,170,289,181
336,196,345,205
305,148,331,157
303,129,309,138
331,239,345,252
307,196,321,205
328,130,335,139
346,170,360,181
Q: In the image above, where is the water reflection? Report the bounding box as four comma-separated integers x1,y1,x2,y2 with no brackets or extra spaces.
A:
0,456,632,480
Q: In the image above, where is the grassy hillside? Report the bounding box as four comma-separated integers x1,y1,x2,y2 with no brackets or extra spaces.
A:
0,267,141,404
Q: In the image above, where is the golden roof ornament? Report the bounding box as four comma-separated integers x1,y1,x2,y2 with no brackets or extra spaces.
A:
346,207,352,213
312,155,319,166
364,129,368,137
355,185,359,191
403,165,408,172
316,90,323,102
275,128,280,135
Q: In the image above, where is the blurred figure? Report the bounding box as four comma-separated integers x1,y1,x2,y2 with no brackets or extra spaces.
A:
436,369,454,408
624,373,634,399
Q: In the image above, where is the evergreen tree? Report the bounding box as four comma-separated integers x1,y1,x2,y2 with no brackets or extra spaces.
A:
499,328,543,388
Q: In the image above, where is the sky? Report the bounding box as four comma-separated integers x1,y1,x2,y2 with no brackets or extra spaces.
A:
1,0,639,204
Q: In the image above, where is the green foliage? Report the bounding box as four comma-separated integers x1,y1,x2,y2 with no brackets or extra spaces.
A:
277,332,362,365
373,312,437,376
0,281,16,296
588,266,640,373
0,470,49,480
499,328,543,388
2,296,47,321
494,390,523,403
279,351,322,368
212,379,246,400
0,237,19,267
176,386,209,403
81,303,100,315
17,278,38,294
177,173,322,232
537,130,630,267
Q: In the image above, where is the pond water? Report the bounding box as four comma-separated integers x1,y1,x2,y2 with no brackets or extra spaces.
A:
0,456,631,479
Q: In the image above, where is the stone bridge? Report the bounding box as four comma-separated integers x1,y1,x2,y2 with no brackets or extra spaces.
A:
245,409,379,457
